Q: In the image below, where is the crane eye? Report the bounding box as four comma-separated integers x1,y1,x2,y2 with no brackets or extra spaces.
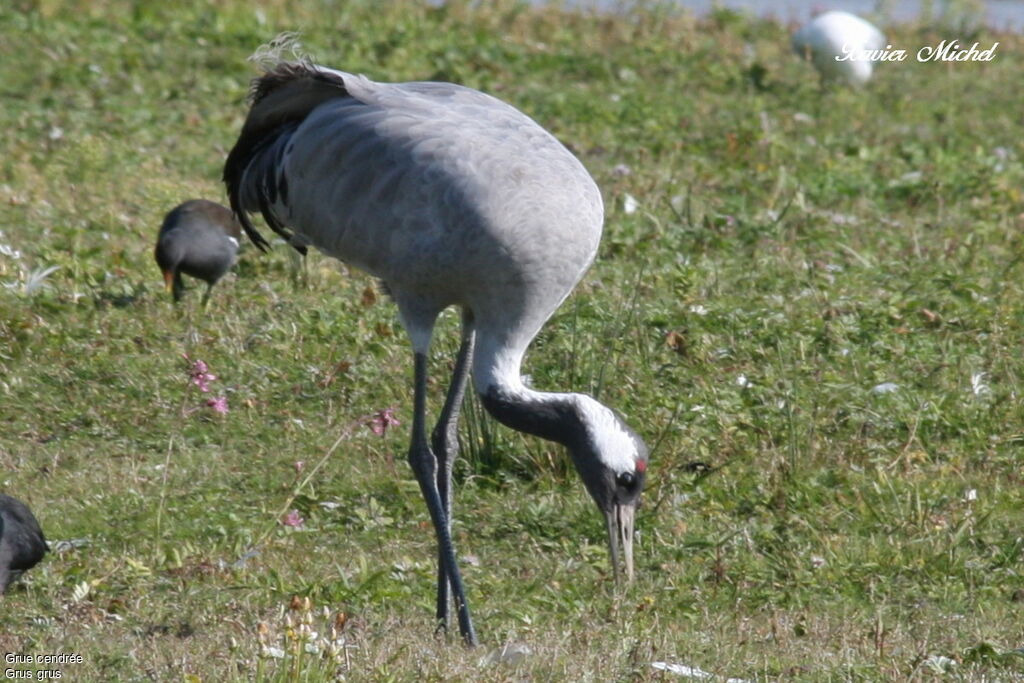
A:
617,471,635,488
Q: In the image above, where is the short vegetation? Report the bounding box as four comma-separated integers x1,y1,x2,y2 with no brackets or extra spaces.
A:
1,0,1022,680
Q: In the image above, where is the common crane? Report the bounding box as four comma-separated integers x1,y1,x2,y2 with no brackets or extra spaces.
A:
224,62,648,646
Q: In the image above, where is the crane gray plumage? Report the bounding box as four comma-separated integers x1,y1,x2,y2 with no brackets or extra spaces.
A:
225,62,648,646
0,494,47,594
154,199,242,304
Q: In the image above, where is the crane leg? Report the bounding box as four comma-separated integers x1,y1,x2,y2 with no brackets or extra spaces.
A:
408,351,478,647
431,316,476,632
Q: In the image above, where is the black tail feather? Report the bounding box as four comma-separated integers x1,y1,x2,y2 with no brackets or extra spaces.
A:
225,122,301,253
224,61,348,256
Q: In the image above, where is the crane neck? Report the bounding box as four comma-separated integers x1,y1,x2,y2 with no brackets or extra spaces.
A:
471,331,645,480
479,383,587,450
472,337,588,450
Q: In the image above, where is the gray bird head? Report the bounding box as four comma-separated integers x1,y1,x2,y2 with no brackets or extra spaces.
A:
567,397,648,581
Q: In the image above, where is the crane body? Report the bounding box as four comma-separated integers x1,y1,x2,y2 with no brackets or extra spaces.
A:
225,62,647,646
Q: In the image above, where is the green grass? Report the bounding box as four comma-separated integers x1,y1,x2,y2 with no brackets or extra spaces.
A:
2,0,1024,680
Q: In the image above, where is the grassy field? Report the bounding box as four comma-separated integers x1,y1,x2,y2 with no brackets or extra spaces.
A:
2,0,1023,680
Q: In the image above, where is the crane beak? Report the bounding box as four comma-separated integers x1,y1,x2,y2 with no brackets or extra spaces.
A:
162,270,175,294
605,502,635,582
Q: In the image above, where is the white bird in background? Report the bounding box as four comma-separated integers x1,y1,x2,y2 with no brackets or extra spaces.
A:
792,10,886,86
224,62,648,646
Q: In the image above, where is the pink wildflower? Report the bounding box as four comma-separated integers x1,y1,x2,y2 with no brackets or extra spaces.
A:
294,460,305,474
282,509,304,528
368,407,401,436
185,355,218,393
206,396,229,414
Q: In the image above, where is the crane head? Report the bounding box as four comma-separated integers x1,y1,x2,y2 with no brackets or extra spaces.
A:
477,384,648,580
601,461,645,582
569,398,648,581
